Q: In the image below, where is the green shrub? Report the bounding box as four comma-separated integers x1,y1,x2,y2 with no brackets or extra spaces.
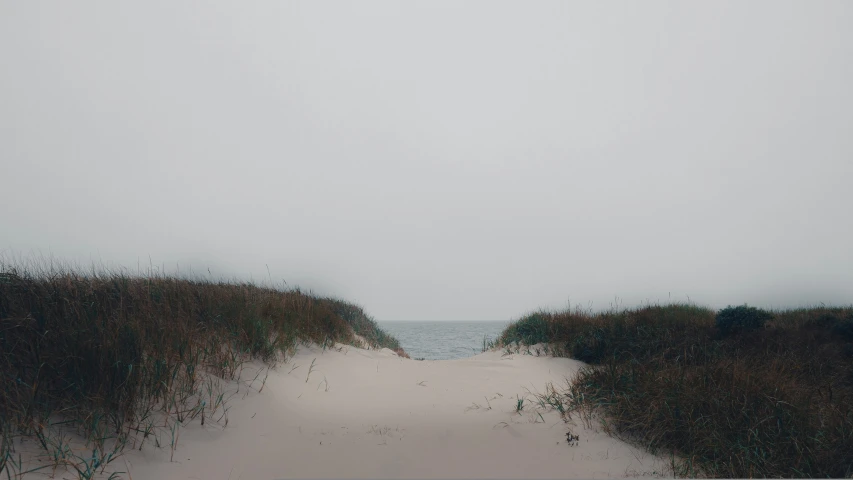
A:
716,304,773,337
503,313,550,345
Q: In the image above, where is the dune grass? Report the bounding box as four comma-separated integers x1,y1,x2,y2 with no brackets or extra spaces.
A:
499,303,853,478
0,259,402,478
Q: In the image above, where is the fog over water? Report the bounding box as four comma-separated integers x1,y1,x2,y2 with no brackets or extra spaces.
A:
2,1,852,320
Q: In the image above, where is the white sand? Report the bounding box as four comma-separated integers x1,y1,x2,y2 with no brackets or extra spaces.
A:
113,343,669,479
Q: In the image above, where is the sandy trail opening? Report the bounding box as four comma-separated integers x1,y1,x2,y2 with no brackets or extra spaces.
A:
119,344,669,479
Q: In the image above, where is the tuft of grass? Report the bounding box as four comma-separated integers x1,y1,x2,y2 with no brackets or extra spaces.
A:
305,359,317,383
499,302,853,478
393,348,411,359
319,297,402,352
482,335,497,353
515,395,525,414
0,257,402,478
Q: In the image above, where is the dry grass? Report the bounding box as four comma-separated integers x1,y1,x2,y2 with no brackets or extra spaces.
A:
0,258,402,478
499,303,853,478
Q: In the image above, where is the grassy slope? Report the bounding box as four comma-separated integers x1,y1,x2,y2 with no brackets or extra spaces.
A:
0,263,402,477
498,304,853,478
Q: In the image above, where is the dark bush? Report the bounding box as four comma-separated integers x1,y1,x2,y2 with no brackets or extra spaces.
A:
716,304,773,337
830,315,853,341
570,328,609,363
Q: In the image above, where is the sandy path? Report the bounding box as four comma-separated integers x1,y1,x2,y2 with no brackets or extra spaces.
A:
123,345,669,479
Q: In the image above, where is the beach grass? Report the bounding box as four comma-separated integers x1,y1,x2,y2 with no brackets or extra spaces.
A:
0,258,402,478
499,303,853,478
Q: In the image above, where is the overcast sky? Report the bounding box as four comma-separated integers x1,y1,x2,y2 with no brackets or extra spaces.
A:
1,1,851,320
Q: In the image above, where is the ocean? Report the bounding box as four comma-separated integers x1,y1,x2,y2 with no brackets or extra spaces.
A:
378,321,511,360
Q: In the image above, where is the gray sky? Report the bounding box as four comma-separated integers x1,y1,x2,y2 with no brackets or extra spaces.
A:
2,1,851,320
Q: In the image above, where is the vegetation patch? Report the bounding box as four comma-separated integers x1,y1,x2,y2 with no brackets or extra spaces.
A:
715,304,773,337
0,259,402,478
499,303,853,478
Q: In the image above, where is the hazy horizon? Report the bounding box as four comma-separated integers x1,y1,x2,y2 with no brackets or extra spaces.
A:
2,1,852,321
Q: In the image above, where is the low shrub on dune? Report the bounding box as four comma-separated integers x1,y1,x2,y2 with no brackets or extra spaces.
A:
500,303,853,478
0,260,402,477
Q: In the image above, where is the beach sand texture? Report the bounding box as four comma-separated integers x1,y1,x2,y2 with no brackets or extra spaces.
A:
115,344,669,479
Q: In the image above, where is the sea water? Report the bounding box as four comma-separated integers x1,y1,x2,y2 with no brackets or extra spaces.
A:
378,321,510,360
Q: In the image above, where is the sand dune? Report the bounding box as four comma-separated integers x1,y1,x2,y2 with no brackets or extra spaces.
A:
121,344,669,479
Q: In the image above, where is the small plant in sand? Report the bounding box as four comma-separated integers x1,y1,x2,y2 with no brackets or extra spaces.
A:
482,335,497,353
316,376,330,392
565,431,579,446
305,358,317,383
